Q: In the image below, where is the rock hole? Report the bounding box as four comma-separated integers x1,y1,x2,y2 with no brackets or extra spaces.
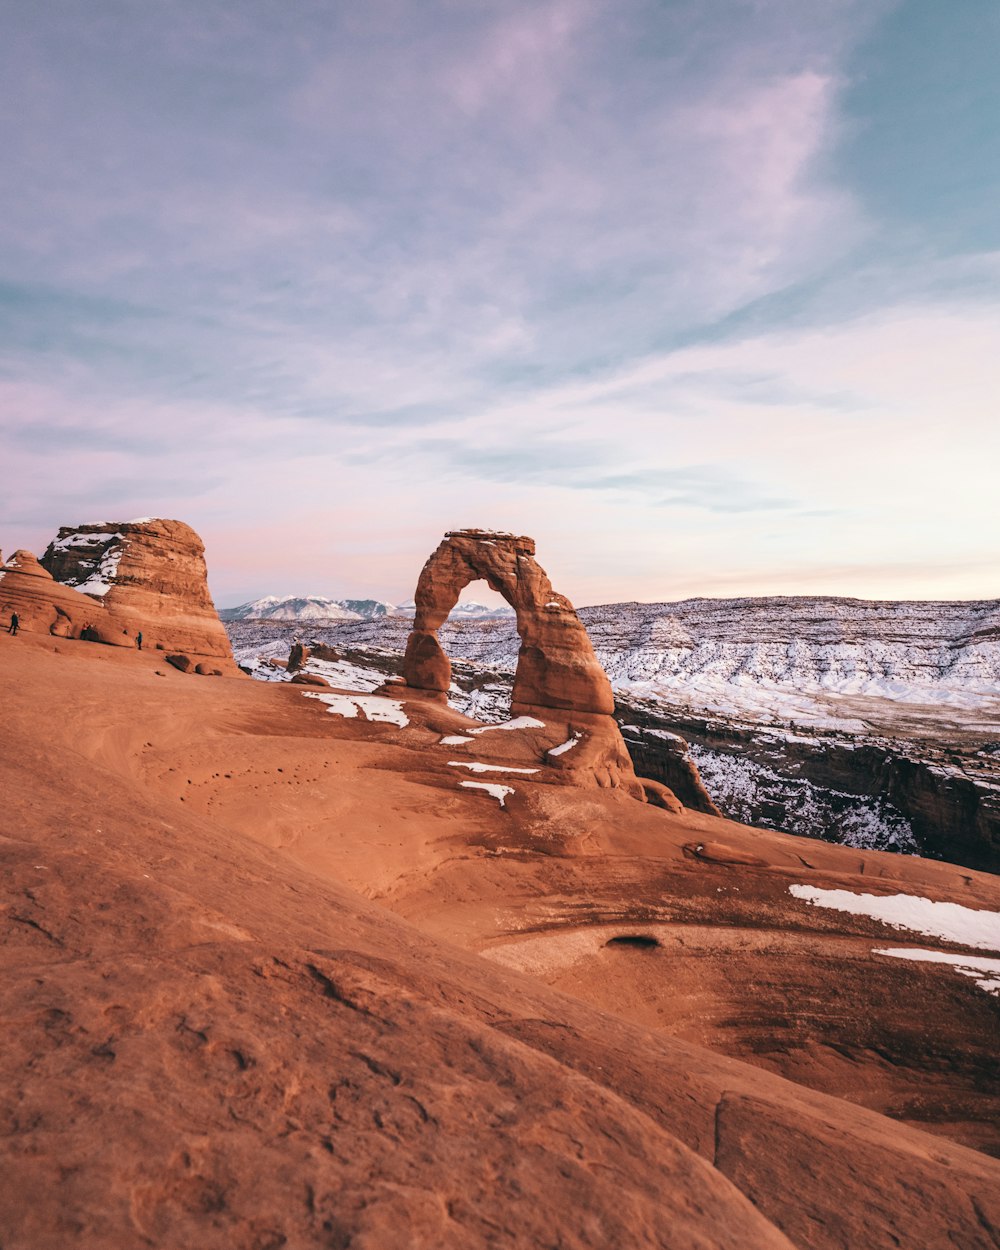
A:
605,934,660,949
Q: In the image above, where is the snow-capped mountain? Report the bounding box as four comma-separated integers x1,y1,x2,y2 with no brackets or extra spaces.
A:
220,595,515,622
337,599,398,619
429,600,515,620
219,596,363,622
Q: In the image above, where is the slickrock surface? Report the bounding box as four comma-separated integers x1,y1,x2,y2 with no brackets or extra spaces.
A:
2,629,1000,1249
403,530,637,793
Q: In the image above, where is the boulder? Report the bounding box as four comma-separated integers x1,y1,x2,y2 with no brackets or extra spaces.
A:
642,779,684,813
290,672,330,687
166,654,193,673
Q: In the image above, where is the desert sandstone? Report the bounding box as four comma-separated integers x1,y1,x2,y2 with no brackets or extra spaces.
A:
1,525,998,1249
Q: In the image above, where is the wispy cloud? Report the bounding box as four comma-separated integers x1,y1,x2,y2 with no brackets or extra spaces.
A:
0,1,996,603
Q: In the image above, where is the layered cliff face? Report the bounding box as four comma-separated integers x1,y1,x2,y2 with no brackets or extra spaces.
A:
1,518,238,674
582,596,1000,717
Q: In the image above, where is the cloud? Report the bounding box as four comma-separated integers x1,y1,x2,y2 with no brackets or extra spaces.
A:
1,0,874,400
1,1,996,603
394,441,799,513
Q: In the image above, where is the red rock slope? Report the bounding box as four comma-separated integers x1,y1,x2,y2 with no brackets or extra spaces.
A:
1,630,998,1250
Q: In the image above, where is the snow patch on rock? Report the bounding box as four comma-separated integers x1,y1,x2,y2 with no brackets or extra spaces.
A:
471,716,546,734
548,734,582,757
447,761,539,775
874,948,1000,995
790,886,1000,951
459,780,515,807
304,692,409,728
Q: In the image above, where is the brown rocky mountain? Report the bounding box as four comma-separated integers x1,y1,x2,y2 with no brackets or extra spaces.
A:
2,526,998,1249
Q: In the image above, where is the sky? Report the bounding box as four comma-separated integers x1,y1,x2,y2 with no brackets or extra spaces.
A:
1,0,998,608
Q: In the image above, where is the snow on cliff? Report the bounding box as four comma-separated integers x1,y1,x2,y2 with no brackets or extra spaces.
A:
579,597,1000,728
583,597,1000,705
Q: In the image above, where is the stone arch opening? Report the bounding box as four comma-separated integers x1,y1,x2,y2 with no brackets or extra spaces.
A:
434,574,516,721
402,529,615,717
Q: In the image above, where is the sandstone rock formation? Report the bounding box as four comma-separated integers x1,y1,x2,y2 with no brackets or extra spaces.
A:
287,642,309,672
41,518,235,667
0,549,130,646
404,530,614,715
402,530,638,790
290,671,329,686
1,518,238,673
620,723,722,815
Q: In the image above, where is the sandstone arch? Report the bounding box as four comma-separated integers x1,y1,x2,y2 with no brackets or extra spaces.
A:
402,530,615,717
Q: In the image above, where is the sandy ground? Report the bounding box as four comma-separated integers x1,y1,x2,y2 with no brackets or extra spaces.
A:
2,630,999,1249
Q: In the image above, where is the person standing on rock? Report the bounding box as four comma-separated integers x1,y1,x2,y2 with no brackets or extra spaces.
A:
7,611,18,635
136,631,143,651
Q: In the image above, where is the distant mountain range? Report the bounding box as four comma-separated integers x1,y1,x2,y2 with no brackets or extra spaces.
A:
219,595,516,622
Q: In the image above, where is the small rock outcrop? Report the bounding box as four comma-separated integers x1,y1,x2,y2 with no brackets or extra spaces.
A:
287,642,310,672
403,530,639,792
0,549,120,643
1,518,238,674
290,672,329,687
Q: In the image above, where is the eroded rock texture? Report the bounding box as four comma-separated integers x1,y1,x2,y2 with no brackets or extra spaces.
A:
1,519,237,673
404,530,614,715
0,549,101,642
403,530,640,791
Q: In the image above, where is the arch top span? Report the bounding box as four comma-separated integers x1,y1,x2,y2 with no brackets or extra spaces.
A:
402,530,615,717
